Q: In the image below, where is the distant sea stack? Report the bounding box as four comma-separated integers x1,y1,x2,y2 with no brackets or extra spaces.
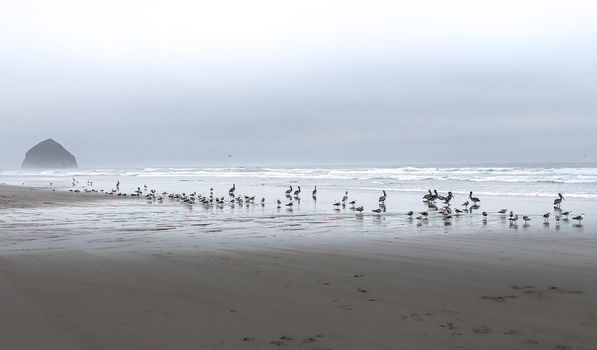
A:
22,138,78,169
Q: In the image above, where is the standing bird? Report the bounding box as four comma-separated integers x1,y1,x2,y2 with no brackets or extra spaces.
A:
444,192,454,205
572,213,585,224
378,190,387,203
469,191,481,206
294,186,301,198
423,190,434,202
312,186,317,198
355,206,364,212
482,211,488,221
543,213,550,222
523,215,531,224
285,186,293,197
553,193,565,208
229,184,236,196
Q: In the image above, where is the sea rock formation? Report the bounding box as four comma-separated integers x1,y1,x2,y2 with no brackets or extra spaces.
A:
22,138,78,169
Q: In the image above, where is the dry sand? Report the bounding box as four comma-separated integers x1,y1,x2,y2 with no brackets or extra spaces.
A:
1,235,596,350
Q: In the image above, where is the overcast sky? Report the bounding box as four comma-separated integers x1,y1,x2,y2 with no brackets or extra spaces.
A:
1,0,596,168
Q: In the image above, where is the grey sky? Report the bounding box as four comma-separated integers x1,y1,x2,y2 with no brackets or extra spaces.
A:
1,0,596,168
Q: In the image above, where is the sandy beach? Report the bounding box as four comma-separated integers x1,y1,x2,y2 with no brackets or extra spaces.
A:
1,236,596,350
1,185,596,349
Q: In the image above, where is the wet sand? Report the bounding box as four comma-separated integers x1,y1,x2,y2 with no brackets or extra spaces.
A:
0,184,113,208
1,234,596,350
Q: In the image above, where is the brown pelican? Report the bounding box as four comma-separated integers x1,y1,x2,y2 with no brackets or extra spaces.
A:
553,193,565,208
469,191,481,205
229,184,236,196
444,192,454,205
285,186,293,197
294,186,301,197
378,190,387,202
312,186,317,198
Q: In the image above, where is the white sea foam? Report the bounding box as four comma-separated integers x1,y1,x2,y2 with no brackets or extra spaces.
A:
2,165,597,198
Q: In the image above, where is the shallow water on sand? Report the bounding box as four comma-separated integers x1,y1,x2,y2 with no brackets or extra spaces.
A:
0,187,594,254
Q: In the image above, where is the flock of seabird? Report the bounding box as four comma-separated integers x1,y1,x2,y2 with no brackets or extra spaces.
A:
68,180,585,226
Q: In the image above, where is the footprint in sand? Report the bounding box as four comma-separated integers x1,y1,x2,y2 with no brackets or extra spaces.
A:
482,295,517,303
438,321,462,336
522,289,545,297
548,286,584,295
511,285,535,290
472,324,492,334
554,345,572,350
270,340,285,346
303,337,317,344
